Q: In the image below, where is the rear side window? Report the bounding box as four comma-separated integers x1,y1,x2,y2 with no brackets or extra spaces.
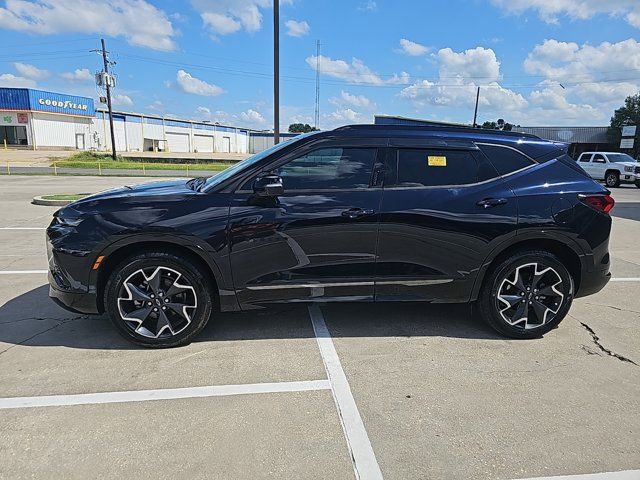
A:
395,149,493,187
592,154,606,163
479,144,536,175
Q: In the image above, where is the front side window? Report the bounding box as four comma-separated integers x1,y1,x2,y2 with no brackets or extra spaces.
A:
395,149,491,187
274,147,377,190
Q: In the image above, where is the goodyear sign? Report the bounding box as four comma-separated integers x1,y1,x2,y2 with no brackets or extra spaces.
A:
0,88,95,117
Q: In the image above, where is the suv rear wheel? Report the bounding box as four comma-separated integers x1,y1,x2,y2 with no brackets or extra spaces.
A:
104,251,214,348
478,250,573,339
605,170,620,188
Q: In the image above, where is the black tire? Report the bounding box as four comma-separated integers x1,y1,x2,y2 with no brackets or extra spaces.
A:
478,250,574,339
605,171,620,188
104,251,214,348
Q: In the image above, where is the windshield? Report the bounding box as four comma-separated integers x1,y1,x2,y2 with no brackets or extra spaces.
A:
202,133,313,190
607,153,637,163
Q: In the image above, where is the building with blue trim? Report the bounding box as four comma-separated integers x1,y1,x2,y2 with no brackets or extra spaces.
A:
0,87,267,153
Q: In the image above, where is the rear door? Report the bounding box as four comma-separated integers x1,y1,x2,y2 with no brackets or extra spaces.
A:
578,153,593,176
375,141,518,303
228,138,385,308
591,153,607,180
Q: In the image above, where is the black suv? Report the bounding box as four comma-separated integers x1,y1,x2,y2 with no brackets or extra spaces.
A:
47,125,613,347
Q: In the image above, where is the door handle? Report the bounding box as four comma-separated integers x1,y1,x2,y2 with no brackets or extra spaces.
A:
476,198,508,208
341,208,375,219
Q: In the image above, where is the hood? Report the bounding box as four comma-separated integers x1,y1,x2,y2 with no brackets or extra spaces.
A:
71,178,194,205
616,161,639,168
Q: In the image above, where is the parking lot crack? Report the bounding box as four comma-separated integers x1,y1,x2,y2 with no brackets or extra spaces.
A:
583,301,640,316
0,316,87,357
577,320,638,367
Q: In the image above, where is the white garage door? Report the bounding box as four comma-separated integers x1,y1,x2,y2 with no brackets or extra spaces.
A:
113,118,127,152
166,132,190,153
194,134,214,153
222,136,231,153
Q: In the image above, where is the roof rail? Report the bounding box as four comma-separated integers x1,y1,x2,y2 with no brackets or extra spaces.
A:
332,123,541,139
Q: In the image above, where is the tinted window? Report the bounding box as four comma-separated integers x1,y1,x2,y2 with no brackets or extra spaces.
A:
396,149,483,187
592,154,606,163
275,147,377,190
579,153,592,162
479,144,535,175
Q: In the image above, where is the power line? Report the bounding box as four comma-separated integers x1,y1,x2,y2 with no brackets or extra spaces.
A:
315,40,320,129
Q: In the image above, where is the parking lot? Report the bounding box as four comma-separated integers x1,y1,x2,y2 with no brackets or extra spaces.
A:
0,175,638,480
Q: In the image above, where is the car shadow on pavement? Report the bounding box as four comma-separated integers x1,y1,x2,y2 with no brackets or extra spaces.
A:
0,284,503,351
612,202,640,222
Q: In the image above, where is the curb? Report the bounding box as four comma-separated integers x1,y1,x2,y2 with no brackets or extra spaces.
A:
32,195,88,206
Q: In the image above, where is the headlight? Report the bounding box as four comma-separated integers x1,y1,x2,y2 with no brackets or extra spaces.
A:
53,207,85,227
624,166,633,172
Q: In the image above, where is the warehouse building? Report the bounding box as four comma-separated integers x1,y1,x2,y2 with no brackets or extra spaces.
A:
0,87,253,153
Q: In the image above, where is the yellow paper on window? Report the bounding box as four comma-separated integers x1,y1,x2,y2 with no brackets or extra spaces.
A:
428,155,447,167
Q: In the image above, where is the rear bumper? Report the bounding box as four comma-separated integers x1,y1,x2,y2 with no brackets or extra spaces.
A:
575,268,611,298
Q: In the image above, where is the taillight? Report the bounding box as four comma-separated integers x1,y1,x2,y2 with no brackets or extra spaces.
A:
579,194,615,214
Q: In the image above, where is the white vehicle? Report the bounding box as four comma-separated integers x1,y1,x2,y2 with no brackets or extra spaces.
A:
576,152,640,188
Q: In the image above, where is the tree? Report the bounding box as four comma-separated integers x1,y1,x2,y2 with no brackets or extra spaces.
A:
288,123,319,133
608,93,640,158
480,118,516,131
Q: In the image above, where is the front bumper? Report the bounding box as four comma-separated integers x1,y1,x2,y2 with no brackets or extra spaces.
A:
49,280,99,314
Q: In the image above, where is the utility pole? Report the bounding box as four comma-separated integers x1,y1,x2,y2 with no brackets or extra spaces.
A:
314,40,320,130
472,86,480,128
273,0,280,144
100,38,117,160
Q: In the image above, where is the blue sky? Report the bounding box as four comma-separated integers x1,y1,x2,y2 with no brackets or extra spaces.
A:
0,0,639,129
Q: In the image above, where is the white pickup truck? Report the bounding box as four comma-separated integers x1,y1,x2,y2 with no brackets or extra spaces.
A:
576,152,640,188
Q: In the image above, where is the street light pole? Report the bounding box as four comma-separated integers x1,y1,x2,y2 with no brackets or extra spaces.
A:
273,0,280,144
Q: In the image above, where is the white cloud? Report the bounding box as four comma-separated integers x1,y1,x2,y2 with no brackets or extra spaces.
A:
112,94,133,107
193,0,293,37
329,108,363,123
175,70,224,97
60,68,93,82
13,62,48,80
285,19,310,37
399,38,429,56
330,90,375,109
148,100,163,111
400,47,526,114
196,106,212,118
358,0,377,12
0,73,37,88
240,108,266,125
306,55,408,86
0,0,177,51
490,0,640,29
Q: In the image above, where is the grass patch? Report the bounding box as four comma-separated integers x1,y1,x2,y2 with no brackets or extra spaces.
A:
52,152,230,172
41,193,88,201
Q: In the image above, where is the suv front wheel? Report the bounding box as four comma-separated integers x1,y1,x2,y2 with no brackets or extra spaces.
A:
104,251,214,348
605,171,620,188
478,250,574,338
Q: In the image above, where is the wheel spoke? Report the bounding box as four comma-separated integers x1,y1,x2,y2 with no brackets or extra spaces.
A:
537,284,561,297
125,306,153,323
166,302,191,320
531,299,550,325
511,301,529,326
165,276,190,298
155,310,174,337
125,282,150,302
498,294,522,309
146,268,162,293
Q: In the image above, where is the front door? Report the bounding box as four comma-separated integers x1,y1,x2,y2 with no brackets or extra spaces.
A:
375,144,518,303
75,133,85,150
228,143,383,308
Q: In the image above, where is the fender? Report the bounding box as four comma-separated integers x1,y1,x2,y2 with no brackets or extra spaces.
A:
90,232,240,312
469,229,587,302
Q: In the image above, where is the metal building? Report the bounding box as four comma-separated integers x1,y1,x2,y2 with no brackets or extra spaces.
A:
0,87,254,154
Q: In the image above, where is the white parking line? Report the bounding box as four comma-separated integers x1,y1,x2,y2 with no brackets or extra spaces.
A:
516,469,640,479
309,304,383,480
0,227,46,230
0,270,47,275
0,380,331,410
610,278,640,282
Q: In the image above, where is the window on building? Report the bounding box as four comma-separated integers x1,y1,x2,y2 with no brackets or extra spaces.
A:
275,147,377,190
479,144,536,175
0,126,27,145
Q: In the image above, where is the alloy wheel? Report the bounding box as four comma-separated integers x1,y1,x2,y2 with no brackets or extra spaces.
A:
496,262,564,330
117,266,197,339
606,173,618,187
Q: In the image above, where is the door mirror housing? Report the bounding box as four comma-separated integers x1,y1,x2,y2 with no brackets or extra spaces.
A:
253,174,284,196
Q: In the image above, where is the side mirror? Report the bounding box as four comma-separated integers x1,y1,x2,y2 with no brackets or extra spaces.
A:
253,174,284,196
